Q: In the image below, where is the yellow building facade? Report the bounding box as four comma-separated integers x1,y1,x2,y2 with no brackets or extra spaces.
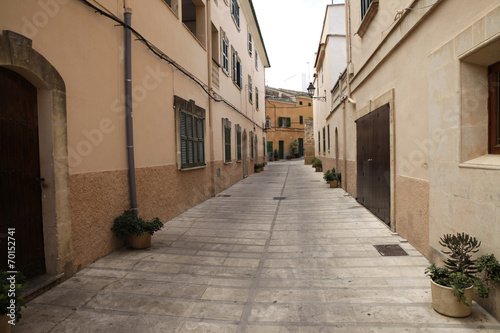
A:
265,87,313,160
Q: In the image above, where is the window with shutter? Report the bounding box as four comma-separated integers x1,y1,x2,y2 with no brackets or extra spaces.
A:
286,117,291,128
236,125,242,161
231,0,240,28
249,76,253,103
222,36,229,74
175,96,206,169
248,31,253,55
250,132,254,159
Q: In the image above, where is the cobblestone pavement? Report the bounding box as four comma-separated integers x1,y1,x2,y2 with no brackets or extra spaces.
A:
13,159,500,332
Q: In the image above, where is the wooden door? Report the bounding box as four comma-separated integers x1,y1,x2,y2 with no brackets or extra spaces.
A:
279,141,284,159
356,104,390,225
298,138,304,156
0,67,46,278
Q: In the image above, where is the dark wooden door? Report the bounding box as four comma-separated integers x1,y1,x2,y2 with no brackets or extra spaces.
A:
0,67,46,278
356,104,390,225
298,138,304,156
279,141,284,159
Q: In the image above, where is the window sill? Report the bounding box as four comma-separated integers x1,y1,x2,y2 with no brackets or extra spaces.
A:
180,164,207,171
356,0,379,38
459,155,500,170
224,161,232,165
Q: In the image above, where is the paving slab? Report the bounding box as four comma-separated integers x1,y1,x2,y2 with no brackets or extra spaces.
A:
13,159,500,332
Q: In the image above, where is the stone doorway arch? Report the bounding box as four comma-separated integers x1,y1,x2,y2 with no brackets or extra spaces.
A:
0,30,73,278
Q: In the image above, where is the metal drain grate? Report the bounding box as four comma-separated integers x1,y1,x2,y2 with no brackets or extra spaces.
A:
273,197,286,200
373,244,408,256
216,194,232,197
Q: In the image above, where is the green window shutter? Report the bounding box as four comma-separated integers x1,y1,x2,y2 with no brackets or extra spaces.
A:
278,117,282,127
286,117,291,128
225,127,231,162
267,141,273,153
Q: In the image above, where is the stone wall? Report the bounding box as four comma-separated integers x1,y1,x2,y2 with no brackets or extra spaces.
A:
304,119,315,164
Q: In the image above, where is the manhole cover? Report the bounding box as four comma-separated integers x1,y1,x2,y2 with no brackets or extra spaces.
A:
373,244,408,256
273,197,286,200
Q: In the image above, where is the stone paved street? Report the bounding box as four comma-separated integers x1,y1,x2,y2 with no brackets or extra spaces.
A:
13,160,500,332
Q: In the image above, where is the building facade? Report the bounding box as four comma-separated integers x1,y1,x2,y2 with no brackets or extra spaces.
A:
311,4,347,176
314,0,500,319
265,87,313,160
0,0,269,283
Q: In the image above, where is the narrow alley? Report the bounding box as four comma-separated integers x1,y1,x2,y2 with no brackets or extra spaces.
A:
14,160,500,332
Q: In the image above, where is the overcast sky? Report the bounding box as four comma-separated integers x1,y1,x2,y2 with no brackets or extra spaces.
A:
252,0,344,91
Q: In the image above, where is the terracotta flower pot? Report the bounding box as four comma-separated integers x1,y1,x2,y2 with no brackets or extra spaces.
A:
129,233,152,249
1,315,11,333
430,279,473,317
328,180,338,188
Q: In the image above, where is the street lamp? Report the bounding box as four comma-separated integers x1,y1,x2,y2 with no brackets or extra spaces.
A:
307,82,326,101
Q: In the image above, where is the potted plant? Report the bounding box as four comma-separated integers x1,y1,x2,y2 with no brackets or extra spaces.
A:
323,169,338,188
425,233,500,317
1,270,27,332
336,172,342,187
254,163,262,173
290,140,299,157
311,157,318,167
111,210,164,249
312,158,322,172
273,150,279,161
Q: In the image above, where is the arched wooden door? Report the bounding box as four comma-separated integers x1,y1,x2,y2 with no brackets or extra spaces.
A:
0,67,46,278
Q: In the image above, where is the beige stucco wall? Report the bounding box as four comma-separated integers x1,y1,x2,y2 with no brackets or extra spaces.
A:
427,6,500,318
340,0,500,319
1,0,268,277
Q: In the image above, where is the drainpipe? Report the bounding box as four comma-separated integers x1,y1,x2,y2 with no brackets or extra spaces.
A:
207,0,216,197
345,0,356,105
124,5,138,216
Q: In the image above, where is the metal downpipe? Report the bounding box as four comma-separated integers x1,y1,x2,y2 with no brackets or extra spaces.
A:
124,7,138,216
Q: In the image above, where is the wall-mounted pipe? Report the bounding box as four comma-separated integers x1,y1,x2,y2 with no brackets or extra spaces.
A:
124,7,138,216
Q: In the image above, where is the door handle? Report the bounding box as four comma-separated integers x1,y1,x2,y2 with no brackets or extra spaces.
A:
368,159,373,162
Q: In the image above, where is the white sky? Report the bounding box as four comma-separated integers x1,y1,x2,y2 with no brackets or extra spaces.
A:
252,0,344,91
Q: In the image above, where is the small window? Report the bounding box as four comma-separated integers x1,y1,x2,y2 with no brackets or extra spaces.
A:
250,131,254,159
231,0,240,28
182,0,206,46
174,96,206,169
361,0,373,19
255,51,258,70
489,62,500,154
232,48,242,88
279,117,291,128
327,125,330,151
308,102,311,106
299,116,303,124
222,34,229,74
323,127,326,153
164,0,179,15
256,88,259,110
236,124,242,161
223,118,232,163
248,31,253,55
249,76,253,103
211,24,219,64
318,131,321,153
